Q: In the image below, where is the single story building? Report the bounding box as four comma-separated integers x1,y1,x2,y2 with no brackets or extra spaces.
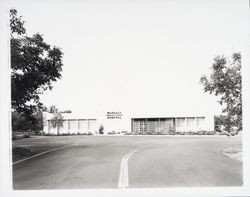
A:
43,111,214,135
43,112,98,135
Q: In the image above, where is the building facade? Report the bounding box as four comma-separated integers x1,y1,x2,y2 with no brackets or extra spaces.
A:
131,116,211,134
43,112,214,135
43,113,98,135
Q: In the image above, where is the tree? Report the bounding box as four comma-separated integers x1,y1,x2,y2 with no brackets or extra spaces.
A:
214,115,231,134
50,110,64,135
46,105,72,114
10,9,26,35
200,53,242,134
12,111,44,133
48,105,58,113
10,9,63,121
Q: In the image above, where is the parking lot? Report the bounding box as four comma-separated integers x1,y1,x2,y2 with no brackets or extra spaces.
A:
13,135,242,189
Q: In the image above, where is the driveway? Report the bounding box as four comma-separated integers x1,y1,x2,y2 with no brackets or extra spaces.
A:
12,135,242,189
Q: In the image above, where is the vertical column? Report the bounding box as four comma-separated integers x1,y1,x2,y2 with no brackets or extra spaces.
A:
184,117,187,132
145,118,148,134
131,119,133,133
48,120,50,134
172,118,175,133
158,118,160,133
175,118,177,132
194,117,197,131
77,119,79,134
87,119,90,132
143,120,145,133
67,119,70,134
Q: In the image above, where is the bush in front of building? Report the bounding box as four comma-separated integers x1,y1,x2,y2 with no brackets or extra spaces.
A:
187,131,196,135
79,132,93,135
107,131,122,135
121,131,130,135
174,130,216,135
43,132,94,136
130,130,220,135
99,124,104,134
107,131,116,135
166,127,176,135
175,131,185,135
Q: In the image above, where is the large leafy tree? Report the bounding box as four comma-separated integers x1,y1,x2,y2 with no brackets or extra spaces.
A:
10,9,63,121
200,53,242,133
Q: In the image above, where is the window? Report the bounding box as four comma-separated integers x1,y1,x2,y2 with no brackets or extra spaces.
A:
68,119,77,132
196,117,205,127
78,120,88,131
176,118,185,127
186,118,195,128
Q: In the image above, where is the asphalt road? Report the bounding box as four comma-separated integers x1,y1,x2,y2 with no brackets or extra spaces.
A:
12,136,242,189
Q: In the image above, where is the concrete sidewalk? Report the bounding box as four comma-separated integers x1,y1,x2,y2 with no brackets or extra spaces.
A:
223,145,242,162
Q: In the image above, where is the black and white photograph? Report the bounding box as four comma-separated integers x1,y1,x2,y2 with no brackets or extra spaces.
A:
0,0,250,196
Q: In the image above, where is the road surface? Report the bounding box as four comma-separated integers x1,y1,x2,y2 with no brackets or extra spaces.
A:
12,135,242,189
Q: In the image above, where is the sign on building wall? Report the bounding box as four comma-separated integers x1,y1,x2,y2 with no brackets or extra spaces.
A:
106,112,123,119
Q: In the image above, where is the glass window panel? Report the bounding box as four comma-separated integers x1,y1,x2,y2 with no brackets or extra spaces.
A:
69,120,77,132
176,118,185,127
196,117,205,127
186,118,195,128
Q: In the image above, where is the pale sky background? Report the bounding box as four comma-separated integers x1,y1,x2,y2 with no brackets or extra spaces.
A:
7,0,249,116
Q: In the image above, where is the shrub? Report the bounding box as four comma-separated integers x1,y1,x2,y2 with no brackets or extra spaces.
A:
99,124,104,134
176,131,185,135
121,131,130,135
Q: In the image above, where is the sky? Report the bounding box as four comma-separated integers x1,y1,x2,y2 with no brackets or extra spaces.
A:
6,0,249,116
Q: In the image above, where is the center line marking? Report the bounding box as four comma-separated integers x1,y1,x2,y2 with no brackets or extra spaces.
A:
118,149,137,189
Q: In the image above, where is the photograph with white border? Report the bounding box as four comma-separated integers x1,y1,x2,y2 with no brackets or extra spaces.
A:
0,0,250,196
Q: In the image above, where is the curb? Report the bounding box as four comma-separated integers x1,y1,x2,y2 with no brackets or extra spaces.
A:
222,145,242,162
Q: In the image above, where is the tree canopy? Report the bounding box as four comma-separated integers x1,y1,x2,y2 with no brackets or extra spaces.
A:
200,53,242,133
10,9,63,120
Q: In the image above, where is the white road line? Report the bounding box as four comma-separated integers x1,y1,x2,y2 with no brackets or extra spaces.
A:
13,145,72,165
118,149,137,189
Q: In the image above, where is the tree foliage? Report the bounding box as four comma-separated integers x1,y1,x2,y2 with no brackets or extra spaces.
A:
10,9,26,35
10,9,63,120
214,115,232,134
47,105,58,113
200,53,242,133
50,109,64,135
12,111,43,133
